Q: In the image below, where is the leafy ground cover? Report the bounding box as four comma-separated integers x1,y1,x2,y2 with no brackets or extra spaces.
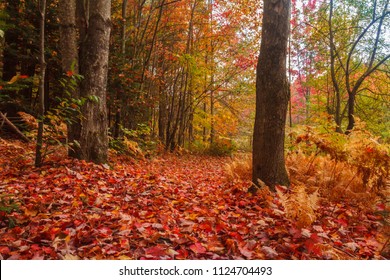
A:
0,139,388,260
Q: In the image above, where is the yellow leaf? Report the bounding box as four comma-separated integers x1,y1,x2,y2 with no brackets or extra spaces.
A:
24,208,38,217
118,255,132,260
62,254,80,260
7,75,19,84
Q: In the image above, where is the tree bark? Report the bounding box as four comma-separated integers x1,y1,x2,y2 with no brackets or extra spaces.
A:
58,0,81,157
252,0,290,192
121,0,128,55
35,0,46,167
78,0,111,164
328,0,343,133
345,0,389,133
2,0,20,82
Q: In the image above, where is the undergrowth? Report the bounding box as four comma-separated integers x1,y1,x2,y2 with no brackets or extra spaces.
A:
225,122,389,232
0,194,19,228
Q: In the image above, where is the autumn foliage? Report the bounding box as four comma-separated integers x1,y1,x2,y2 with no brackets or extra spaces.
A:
0,130,388,259
0,0,389,262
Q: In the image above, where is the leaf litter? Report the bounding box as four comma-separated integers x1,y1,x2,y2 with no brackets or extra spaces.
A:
0,140,388,260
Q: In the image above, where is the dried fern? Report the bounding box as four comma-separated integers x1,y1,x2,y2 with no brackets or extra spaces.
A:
224,154,252,182
277,185,319,228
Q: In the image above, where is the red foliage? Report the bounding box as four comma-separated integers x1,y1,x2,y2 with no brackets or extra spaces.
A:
0,140,387,260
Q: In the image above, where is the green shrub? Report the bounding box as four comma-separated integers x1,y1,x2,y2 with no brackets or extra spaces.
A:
0,194,19,228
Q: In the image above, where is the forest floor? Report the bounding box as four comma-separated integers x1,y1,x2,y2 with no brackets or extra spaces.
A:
0,139,388,260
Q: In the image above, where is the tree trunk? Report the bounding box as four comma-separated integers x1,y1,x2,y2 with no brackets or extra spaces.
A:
2,0,20,82
252,0,290,192
328,0,343,133
346,93,356,132
344,0,389,133
78,0,111,164
121,0,128,55
59,0,81,157
35,0,46,167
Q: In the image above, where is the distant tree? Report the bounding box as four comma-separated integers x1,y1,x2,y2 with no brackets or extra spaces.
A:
251,0,290,192
327,0,390,133
2,0,19,82
35,0,47,167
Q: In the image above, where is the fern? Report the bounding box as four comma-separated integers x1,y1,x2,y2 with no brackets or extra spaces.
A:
277,185,319,228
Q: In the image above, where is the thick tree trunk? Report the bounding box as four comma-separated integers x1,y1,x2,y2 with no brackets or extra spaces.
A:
252,0,290,192
78,0,111,164
59,0,81,157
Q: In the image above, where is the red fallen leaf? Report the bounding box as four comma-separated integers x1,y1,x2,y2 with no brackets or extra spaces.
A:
0,246,10,254
98,226,113,237
229,231,243,241
261,246,278,258
289,227,302,239
215,222,226,233
12,227,23,235
376,203,386,211
304,234,322,256
310,233,321,243
365,237,380,248
108,177,117,184
367,214,382,221
144,245,167,258
238,246,253,258
28,173,40,179
190,242,206,254
31,244,40,251
74,220,83,227
245,240,257,250
42,246,53,254
119,239,129,249
49,227,61,237
334,240,343,247
7,253,21,260
32,253,45,260
354,225,368,232
237,225,249,235
175,248,189,260
238,200,247,207
198,221,212,232
358,246,375,257
335,218,348,227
